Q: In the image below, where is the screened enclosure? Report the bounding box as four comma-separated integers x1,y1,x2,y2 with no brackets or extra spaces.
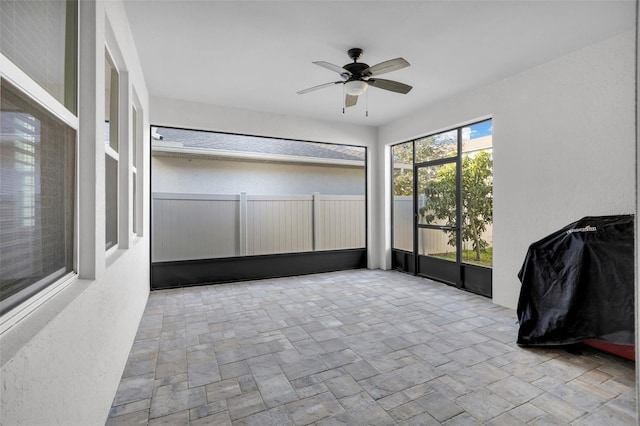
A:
150,127,367,288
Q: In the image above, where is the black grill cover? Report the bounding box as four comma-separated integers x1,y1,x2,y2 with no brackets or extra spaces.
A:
517,215,635,346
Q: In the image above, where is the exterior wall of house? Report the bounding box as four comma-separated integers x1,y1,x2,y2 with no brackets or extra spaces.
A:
0,2,151,425
379,31,636,310
152,155,365,195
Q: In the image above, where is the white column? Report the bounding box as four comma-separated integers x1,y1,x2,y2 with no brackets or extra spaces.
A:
312,192,320,251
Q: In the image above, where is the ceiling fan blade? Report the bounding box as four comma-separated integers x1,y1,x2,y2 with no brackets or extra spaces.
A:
367,78,412,94
345,94,358,107
363,58,410,77
313,61,351,76
297,81,342,95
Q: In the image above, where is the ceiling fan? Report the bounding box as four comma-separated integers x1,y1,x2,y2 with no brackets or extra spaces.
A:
297,48,412,109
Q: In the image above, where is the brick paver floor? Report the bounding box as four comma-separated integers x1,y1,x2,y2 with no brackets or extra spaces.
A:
107,269,636,425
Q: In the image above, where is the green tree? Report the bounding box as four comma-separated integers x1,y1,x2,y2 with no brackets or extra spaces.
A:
420,151,493,261
392,135,456,196
392,143,414,196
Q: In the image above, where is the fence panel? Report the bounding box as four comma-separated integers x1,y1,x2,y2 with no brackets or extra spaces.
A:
392,197,413,252
152,193,239,261
153,193,366,261
246,195,313,255
394,196,493,256
315,195,365,251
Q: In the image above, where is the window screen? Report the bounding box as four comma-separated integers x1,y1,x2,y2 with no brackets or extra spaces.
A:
0,79,76,314
150,127,366,262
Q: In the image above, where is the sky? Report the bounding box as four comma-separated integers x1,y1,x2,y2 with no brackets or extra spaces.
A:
464,119,492,140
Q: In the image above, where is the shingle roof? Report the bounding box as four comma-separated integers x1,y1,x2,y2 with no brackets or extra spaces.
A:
153,127,365,162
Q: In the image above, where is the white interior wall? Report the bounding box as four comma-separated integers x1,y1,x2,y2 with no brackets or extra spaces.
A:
150,96,381,267
379,31,636,310
0,2,151,425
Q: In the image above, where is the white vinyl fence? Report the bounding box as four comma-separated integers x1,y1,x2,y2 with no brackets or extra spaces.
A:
393,196,413,252
152,192,365,262
393,196,493,254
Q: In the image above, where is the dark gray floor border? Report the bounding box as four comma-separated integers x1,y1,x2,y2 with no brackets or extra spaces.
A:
151,248,367,290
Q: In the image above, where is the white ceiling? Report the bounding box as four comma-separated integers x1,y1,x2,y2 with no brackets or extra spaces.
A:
123,1,636,127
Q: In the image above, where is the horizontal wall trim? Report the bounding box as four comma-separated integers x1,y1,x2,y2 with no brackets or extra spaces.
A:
151,249,367,290
152,146,365,168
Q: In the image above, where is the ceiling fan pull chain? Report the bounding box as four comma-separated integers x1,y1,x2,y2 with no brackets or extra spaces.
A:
366,90,369,117
343,85,346,114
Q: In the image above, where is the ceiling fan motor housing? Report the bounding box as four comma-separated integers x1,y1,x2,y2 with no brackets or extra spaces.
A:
343,62,371,81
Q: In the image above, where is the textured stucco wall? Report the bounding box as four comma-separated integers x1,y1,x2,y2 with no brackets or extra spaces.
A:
0,2,151,424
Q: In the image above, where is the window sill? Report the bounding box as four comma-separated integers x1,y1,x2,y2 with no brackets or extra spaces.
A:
106,246,126,268
0,274,93,367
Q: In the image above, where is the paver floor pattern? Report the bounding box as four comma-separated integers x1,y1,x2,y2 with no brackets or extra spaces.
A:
107,270,636,425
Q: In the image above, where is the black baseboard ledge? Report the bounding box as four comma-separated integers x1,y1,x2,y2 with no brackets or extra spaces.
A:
151,249,367,290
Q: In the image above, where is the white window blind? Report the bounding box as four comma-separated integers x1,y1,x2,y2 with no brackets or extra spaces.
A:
0,79,76,314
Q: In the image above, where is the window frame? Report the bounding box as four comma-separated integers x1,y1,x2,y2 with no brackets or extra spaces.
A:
131,90,144,238
0,55,79,329
389,118,494,295
104,48,120,255
132,105,139,235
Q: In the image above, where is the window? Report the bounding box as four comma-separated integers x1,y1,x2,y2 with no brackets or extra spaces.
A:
0,0,78,316
460,120,493,267
391,142,413,252
105,51,119,251
0,79,76,314
0,0,78,113
414,130,457,163
132,105,139,235
390,119,493,296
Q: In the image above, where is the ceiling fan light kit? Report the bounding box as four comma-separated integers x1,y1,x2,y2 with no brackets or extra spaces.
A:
298,48,412,116
344,80,368,96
